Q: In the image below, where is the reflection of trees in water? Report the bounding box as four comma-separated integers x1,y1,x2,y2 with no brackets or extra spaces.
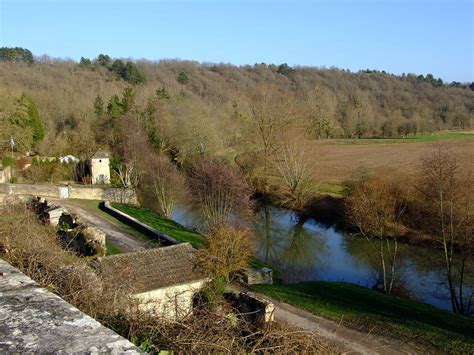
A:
256,206,327,282
343,236,412,294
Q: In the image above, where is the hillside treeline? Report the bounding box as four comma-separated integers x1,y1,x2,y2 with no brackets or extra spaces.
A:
0,53,473,160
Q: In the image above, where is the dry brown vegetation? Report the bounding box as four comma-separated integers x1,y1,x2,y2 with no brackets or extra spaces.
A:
310,139,474,184
0,205,333,353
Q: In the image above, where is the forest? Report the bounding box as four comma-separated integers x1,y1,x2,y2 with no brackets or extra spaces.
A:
0,48,473,162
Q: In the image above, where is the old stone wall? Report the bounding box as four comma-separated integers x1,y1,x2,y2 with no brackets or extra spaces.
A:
31,198,106,257
101,201,178,245
0,259,141,353
137,279,208,320
0,166,11,183
0,183,137,204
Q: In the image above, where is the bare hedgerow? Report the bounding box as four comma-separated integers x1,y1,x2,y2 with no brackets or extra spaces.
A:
0,204,334,353
187,159,252,230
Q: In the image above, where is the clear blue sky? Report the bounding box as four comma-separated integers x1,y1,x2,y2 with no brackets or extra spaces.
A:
1,0,473,82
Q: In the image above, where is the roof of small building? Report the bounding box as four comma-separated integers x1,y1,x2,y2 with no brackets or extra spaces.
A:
91,150,109,159
94,243,207,293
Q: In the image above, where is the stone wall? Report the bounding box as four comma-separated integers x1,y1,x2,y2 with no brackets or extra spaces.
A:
101,201,178,245
0,183,137,204
0,259,141,353
227,292,275,325
0,165,11,183
137,279,208,320
31,198,106,257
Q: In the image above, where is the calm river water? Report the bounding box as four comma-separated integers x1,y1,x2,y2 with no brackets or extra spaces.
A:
169,204,471,312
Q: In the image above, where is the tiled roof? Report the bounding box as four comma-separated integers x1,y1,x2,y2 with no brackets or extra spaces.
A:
95,243,207,293
92,151,109,159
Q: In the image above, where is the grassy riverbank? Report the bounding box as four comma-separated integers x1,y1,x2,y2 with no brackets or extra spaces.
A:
76,200,473,352
253,282,474,353
111,203,205,248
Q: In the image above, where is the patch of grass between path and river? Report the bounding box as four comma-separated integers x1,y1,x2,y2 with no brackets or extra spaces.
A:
252,281,474,354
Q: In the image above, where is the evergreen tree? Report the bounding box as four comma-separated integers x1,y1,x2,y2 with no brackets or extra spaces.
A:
277,63,294,76
0,47,34,64
94,95,104,117
123,61,145,84
121,87,136,113
177,71,189,85
79,57,92,66
156,86,171,99
96,53,111,67
13,94,44,147
107,95,124,119
111,59,126,78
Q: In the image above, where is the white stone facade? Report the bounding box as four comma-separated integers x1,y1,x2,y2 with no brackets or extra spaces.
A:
90,151,110,185
136,279,208,320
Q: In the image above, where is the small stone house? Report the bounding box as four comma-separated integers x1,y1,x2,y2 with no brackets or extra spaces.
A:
90,151,110,185
95,243,209,320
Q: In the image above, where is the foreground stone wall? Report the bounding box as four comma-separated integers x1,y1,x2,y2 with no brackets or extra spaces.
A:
0,259,141,353
0,183,137,204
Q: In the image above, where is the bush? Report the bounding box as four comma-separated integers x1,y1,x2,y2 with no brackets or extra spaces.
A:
21,160,72,183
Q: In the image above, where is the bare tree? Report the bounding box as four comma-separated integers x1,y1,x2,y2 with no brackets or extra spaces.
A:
346,175,407,294
416,148,474,315
188,160,251,230
147,154,186,218
247,84,296,194
273,144,319,211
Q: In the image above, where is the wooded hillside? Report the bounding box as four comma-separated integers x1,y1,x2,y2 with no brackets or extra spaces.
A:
1,51,473,161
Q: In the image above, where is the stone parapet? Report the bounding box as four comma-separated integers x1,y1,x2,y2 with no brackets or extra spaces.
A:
0,258,141,353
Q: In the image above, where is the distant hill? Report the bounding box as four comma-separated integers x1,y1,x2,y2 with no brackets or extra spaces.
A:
0,49,473,158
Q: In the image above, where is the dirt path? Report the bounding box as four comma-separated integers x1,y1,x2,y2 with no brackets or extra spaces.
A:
237,287,418,355
50,199,148,253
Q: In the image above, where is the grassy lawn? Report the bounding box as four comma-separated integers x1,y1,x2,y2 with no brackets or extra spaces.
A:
253,281,474,353
110,203,205,249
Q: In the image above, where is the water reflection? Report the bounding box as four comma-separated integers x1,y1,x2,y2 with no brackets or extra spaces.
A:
167,202,472,312
255,206,327,282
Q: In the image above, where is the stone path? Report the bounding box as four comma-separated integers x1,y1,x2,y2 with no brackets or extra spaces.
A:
50,199,149,253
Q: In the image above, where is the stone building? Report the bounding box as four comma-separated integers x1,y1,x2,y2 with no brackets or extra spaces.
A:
95,243,209,320
90,151,110,185
0,164,11,183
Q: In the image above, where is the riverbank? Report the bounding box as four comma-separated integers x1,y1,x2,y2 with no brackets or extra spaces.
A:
100,202,474,352
259,192,447,251
253,281,474,354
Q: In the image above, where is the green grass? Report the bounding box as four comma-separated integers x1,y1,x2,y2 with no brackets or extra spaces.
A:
111,203,206,249
253,281,474,353
109,203,276,273
318,182,347,197
333,130,474,145
106,241,123,255
70,199,160,246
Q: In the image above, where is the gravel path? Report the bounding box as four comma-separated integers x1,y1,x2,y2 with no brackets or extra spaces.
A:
51,199,149,253
269,297,416,354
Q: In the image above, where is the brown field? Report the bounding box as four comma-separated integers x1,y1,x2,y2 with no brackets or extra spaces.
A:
311,139,474,184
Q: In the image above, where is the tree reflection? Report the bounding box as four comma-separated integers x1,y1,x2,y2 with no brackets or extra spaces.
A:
256,206,327,282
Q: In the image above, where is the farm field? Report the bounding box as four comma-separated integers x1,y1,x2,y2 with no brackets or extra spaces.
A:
310,132,474,184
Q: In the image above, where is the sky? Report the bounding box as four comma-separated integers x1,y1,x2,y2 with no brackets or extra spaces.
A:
0,0,473,82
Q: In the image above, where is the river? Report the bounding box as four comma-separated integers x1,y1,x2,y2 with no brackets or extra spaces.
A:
168,203,472,312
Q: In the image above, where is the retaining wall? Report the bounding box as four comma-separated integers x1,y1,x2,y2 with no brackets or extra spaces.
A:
0,258,141,353
0,183,137,204
101,201,178,246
